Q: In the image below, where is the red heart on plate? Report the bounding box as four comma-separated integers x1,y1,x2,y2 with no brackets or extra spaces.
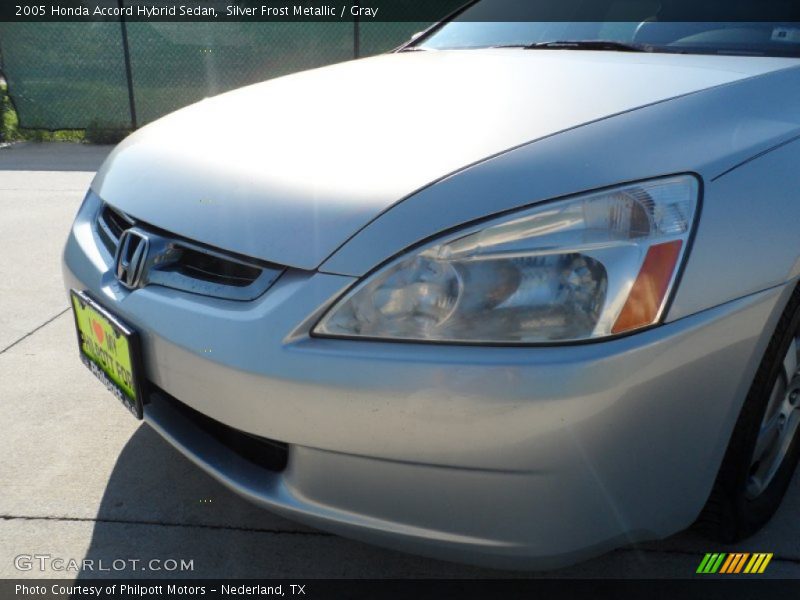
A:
91,320,105,345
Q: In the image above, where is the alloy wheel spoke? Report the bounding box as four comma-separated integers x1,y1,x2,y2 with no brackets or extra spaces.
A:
763,376,787,428
748,335,800,500
747,475,764,498
783,337,798,382
753,412,781,462
757,413,799,494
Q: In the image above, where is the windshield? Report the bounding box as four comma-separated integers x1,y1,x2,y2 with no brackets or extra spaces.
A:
416,0,800,57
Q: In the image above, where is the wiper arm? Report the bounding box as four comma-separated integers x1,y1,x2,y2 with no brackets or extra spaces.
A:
412,40,653,52
527,40,651,52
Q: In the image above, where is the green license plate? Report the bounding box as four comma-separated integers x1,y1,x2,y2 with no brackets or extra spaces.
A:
70,290,145,419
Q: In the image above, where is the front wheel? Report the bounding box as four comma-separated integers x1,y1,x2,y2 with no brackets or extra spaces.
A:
696,283,800,542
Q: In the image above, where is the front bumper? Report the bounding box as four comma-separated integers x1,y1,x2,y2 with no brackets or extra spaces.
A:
63,193,790,569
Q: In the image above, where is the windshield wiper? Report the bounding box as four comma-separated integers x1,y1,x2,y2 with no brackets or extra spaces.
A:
526,40,651,52
411,40,654,53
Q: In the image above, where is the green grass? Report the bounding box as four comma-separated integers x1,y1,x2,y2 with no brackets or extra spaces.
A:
1,82,85,143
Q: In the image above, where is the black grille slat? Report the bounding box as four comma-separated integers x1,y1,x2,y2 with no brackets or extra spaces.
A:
97,205,131,255
102,205,132,239
178,247,262,287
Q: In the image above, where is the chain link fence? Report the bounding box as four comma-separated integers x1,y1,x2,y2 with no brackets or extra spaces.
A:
0,5,460,131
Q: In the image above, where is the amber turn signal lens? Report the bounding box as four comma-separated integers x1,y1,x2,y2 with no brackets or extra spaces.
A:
612,240,683,334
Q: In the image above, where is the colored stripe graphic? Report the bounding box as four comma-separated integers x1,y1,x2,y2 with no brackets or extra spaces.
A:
719,554,736,574
698,552,773,574
722,553,749,573
759,553,773,573
734,553,750,573
744,554,760,573
697,553,727,574
719,553,737,573
711,553,726,573
696,554,713,574
744,553,773,574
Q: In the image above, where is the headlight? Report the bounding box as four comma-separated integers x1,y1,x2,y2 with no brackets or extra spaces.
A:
314,175,699,344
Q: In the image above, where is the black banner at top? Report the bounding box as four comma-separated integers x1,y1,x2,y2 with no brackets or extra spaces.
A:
2,0,800,23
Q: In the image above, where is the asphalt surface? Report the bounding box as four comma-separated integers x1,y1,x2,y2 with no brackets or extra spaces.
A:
1,142,799,579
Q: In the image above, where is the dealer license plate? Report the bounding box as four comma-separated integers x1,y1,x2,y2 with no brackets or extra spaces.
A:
70,290,145,419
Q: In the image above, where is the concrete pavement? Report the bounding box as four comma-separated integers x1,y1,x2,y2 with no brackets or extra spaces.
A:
1,142,798,579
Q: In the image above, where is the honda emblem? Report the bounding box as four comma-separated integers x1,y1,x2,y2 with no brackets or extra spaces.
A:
115,228,149,289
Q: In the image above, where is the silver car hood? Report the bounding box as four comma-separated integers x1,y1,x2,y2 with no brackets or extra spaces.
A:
93,50,795,270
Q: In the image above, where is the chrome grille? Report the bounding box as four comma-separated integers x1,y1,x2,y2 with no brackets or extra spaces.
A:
96,203,283,301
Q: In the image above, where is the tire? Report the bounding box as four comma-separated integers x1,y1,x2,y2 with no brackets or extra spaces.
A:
695,282,800,542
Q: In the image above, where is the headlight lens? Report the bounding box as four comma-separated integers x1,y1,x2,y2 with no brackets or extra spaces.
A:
314,175,699,343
